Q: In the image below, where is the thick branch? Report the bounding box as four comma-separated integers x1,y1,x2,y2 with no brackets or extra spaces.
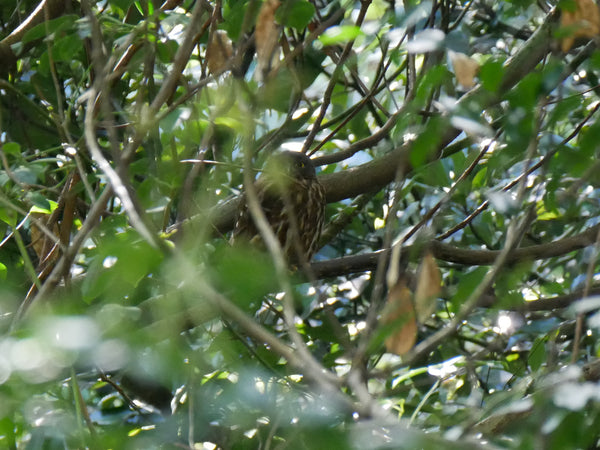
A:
310,224,600,278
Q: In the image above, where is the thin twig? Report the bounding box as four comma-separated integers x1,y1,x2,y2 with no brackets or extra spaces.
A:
571,226,600,363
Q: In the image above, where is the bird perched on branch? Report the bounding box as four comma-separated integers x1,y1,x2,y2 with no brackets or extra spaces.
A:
232,151,326,265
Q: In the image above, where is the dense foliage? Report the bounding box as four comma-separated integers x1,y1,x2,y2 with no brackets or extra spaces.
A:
3,0,600,448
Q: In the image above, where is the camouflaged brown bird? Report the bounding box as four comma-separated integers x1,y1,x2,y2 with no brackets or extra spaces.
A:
231,151,326,264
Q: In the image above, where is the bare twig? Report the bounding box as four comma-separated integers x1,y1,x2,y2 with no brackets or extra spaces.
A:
301,0,372,154
571,226,600,362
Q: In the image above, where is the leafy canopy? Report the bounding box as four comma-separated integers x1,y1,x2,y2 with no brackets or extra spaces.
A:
2,0,600,448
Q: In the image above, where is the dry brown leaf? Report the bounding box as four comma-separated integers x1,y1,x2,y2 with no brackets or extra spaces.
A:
206,30,233,75
414,250,442,323
560,0,600,52
255,0,281,80
30,212,60,268
449,51,480,89
382,278,417,356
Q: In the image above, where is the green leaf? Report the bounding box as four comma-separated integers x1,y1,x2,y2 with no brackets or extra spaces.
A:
156,39,179,63
277,0,316,30
471,166,487,189
214,116,244,131
578,120,600,155
349,109,370,139
160,107,190,133
258,67,297,111
12,166,38,185
414,65,452,104
318,26,363,46
528,336,547,372
507,71,542,111
536,203,560,221
82,229,164,301
558,0,577,13
210,244,278,308
546,95,580,128
410,117,445,168
222,0,255,41
21,15,78,44
26,192,51,212
479,59,504,93
0,207,16,227
419,159,451,187
450,266,488,306
52,33,84,62
2,142,21,158
31,200,59,215
108,0,136,12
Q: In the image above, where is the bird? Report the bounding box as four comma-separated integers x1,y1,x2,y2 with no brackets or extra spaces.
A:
232,151,326,265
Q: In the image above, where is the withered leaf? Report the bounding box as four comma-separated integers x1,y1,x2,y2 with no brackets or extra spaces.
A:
30,212,60,268
449,51,480,89
382,278,417,356
414,250,442,323
255,0,281,80
560,0,600,52
206,30,233,75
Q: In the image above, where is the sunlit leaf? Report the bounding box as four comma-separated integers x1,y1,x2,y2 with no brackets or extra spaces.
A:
406,29,445,53
318,26,363,45
553,381,600,410
571,296,600,314
450,116,493,137
26,192,51,212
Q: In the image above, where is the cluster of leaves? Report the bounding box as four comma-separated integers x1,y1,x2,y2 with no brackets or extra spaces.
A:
2,0,600,448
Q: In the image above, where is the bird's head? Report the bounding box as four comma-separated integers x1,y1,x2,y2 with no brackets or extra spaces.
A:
264,151,317,182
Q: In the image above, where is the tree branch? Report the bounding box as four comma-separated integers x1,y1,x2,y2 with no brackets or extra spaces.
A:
310,223,600,278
